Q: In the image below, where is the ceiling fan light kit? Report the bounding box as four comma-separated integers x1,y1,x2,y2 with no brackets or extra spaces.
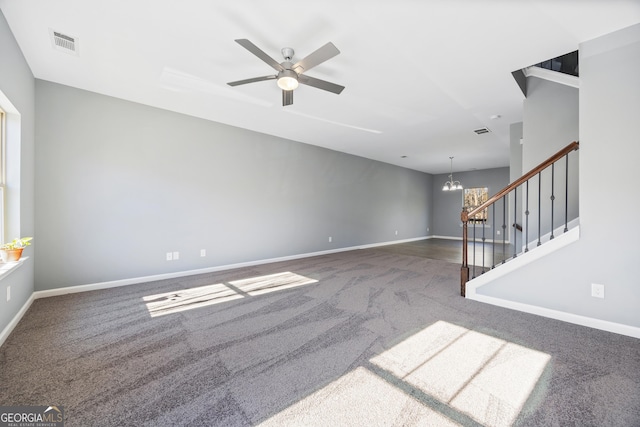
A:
277,69,299,90
227,39,344,106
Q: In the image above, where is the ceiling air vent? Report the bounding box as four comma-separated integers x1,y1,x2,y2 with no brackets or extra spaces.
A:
49,29,79,56
473,127,491,135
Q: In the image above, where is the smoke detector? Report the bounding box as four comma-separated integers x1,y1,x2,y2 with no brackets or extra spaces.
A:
49,29,79,56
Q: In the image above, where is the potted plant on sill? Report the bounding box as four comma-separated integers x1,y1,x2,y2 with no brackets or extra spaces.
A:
1,237,33,263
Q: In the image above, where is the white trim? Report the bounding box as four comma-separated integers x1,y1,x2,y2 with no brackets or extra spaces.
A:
1,91,22,242
463,226,640,338
0,256,27,282
459,223,492,228
3,237,431,348
34,236,430,299
523,66,580,88
466,226,580,291
4,232,638,348
432,235,510,244
0,292,34,348
357,235,430,249
467,293,640,339
432,235,460,241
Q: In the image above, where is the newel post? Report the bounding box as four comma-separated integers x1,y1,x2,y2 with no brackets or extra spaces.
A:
460,208,469,297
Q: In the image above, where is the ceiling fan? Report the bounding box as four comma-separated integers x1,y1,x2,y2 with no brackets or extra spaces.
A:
227,39,345,106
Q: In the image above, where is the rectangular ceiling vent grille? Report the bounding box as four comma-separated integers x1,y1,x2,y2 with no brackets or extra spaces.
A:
49,29,79,55
473,127,491,135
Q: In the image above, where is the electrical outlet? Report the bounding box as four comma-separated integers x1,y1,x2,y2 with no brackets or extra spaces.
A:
395,230,398,235
200,249,206,257
328,236,332,243
496,230,501,235
173,251,180,260
166,252,173,261
591,283,605,299
6,286,10,302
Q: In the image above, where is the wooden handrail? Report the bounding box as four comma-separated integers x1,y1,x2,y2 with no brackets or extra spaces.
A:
462,141,579,221
460,140,579,296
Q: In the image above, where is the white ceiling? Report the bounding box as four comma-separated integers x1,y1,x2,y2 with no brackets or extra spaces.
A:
2,1,639,174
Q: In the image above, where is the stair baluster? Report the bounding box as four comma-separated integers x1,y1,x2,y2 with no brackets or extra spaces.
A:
460,141,579,296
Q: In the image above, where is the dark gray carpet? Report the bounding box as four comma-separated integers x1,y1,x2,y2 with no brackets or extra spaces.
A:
1,249,639,426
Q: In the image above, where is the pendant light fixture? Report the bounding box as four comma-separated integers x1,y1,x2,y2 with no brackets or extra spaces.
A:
442,156,463,191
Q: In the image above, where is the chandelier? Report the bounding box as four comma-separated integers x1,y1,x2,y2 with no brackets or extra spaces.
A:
442,156,463,191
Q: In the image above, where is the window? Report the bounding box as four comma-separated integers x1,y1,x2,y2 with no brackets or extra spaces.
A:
0,107,4,243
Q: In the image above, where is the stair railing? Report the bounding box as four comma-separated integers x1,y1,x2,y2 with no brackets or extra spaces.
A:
460,141,579,296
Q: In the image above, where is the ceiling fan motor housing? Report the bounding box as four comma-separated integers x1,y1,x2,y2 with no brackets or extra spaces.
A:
281,47,294,61
278,68,298,80
280,61,295,72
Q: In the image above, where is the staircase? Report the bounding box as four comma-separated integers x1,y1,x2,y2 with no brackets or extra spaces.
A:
460,141,580,296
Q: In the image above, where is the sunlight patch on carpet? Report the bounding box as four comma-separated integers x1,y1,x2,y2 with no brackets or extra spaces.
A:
258,367,459,427
259,320,549,426
229,271,318,296
371,320,551,426
143,272,317,317
143,283,243,317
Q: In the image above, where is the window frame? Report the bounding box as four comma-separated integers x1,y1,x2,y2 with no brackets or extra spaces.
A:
0,107,5,244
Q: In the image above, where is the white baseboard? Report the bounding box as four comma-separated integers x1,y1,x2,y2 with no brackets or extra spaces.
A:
3,236,428,348
0,293,34,348
34,236,430,299
468,293,640,339
357,235,431,249
465,226,640,339
432,235,510,244
432,235,460,241
9,232,637,348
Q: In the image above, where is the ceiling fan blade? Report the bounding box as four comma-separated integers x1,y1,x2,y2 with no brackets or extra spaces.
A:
298,75,345,94
227,75,277,87
235,39,284,72
283,90,293,106
293,42,340,74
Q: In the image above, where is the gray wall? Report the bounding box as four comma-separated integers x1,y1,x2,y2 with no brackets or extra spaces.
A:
523,77,580,239
0,11,35,336
510,122,524,243
34,81,432,290
523,78,579,169
509,122,523,183
431,167,510,239
478,23,640,328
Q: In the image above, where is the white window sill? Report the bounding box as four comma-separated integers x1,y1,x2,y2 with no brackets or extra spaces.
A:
0,256,27,282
